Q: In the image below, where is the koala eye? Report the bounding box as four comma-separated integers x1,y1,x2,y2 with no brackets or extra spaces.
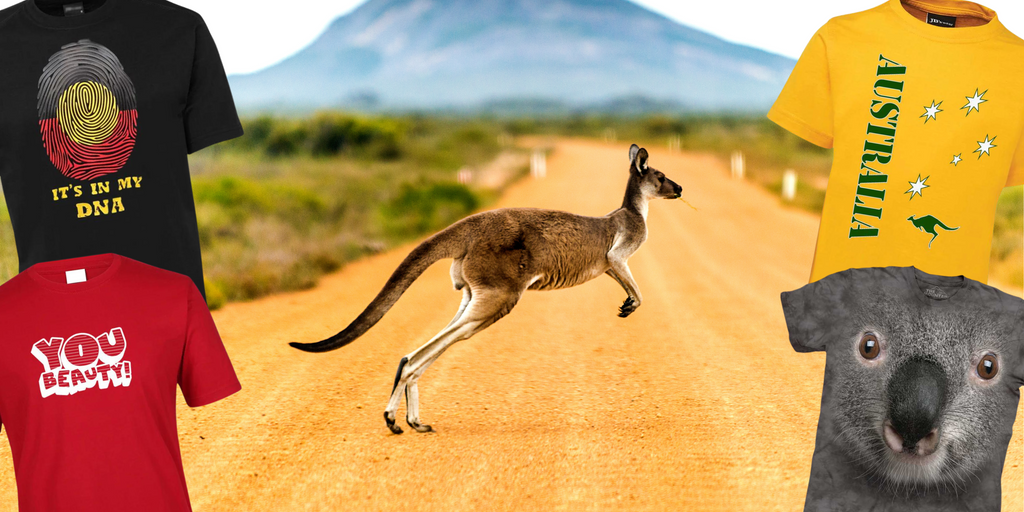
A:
859,333,880,360
977,354,999,380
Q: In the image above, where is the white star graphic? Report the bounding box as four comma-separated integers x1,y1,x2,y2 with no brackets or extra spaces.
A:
921,100,943,123
906,174,929,200
962,89,988,116
975,134,998,158
951,154,962,166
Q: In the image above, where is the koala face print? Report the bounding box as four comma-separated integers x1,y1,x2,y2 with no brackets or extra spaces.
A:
831,296,1015,492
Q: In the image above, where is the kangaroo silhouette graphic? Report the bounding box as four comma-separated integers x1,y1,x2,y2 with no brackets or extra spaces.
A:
908,215,959,248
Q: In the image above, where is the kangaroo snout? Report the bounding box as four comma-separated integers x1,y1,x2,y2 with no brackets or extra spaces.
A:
885,357,947,456
671,181,682,198
659,178,682,199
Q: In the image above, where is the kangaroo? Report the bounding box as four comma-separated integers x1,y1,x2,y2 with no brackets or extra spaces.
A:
907,215,959,248
290,144,682,434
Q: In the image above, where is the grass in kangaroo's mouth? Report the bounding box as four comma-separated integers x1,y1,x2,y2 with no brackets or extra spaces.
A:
679,196,699,211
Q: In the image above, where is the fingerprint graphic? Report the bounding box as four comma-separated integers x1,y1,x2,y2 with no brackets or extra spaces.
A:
58,81,119,144
38,40,138,181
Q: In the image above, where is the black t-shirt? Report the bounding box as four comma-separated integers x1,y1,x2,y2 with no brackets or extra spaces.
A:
0,0,243,297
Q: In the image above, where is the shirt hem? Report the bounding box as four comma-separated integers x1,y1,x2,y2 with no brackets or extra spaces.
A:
186,125,244,154
767,108,834,149
184,380,241,408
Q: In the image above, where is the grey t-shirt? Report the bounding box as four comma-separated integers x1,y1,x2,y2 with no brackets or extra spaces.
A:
782,266,1024,512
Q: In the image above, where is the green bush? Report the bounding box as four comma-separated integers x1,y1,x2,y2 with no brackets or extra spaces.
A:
237,115,274,149
204,279,227,310
265,123,308,156
381,183,480,239
223,113,407,160
308,113,404,159
192,176,327,226
644,116,692,137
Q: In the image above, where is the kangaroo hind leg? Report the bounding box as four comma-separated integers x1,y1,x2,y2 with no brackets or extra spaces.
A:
446,288,472,329
385,287,522,434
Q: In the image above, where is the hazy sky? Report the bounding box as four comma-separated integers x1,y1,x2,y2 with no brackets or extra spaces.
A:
2,0,1023,75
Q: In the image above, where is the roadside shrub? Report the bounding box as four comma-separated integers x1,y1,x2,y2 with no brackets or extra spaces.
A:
308,113,404,159
192,176,327,226
381,183,480,238
265,123,308,156
232,114,405,160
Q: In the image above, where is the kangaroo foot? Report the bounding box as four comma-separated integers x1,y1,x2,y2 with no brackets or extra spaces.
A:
407,418,435,433
384,411,403,435
619,297,638,318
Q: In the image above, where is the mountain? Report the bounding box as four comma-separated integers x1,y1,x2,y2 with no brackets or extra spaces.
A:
228,0,796,113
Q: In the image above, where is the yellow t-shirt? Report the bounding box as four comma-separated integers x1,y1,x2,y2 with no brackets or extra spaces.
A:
768,0,1024,284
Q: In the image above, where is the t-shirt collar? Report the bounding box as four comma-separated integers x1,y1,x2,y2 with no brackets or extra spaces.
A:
888,0,1003,43
22,0,119,29
26,253,123,293
904,266,968,306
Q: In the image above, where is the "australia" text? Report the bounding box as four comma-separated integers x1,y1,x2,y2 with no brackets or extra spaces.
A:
850,55,906,238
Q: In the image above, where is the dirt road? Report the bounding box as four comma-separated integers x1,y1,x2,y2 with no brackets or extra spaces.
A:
1,139,1020,511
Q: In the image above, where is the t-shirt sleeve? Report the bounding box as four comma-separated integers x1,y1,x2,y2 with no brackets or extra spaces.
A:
184,18,244,154
1005,125,1024,187
179,281,241,407
767,25,834,149
781,273,843,353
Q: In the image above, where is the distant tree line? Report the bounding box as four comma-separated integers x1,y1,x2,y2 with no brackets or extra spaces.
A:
226,113,405,159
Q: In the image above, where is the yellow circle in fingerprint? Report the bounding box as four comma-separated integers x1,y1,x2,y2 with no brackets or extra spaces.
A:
57,81,119,146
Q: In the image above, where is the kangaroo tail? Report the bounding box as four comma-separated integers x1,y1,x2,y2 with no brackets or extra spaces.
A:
936,221,959,231
290,224,466,353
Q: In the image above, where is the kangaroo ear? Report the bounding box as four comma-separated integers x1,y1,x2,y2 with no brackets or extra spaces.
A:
629,144,640,165
634,147,649,175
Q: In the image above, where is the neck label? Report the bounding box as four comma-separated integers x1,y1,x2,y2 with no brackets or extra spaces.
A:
63,3,84,16
65,269,86,284
923,286,951,300
926,13,957,28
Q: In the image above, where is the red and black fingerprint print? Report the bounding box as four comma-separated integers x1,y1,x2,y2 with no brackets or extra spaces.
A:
37,39,138,181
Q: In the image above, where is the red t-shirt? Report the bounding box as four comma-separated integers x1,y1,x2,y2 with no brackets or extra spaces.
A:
0,253,241,511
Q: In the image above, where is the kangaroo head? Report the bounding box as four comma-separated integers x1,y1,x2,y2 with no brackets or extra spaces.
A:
908,215,916,221
629,144,682,200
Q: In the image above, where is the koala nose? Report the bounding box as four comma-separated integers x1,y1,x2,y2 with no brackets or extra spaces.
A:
884,422,940,456
886,357,947,454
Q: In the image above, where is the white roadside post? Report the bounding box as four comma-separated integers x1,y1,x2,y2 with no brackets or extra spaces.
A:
782,170,798,201
531,150,547,179
668,134,681,152
731,151,745,179
457,167,473,185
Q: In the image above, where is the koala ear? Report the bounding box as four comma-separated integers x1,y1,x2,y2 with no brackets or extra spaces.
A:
634,147,649,175
629,144,640,165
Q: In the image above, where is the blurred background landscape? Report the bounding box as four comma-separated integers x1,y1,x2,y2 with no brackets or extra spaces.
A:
0,0,1021,305
4,2,1024,511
